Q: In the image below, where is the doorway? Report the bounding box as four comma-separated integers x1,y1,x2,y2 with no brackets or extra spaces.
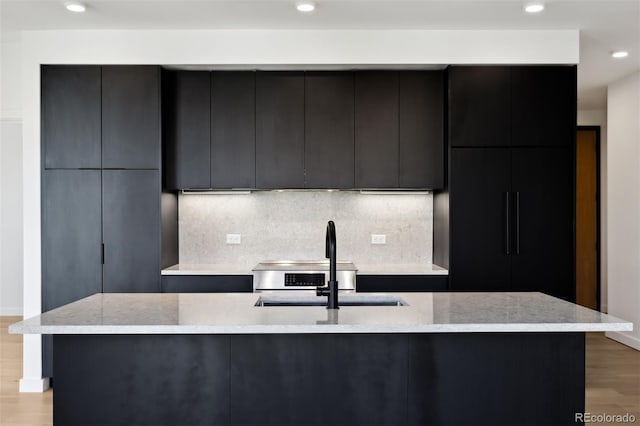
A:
575,127,600,310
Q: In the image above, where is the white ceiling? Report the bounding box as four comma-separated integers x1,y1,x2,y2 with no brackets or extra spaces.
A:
1,0,638,109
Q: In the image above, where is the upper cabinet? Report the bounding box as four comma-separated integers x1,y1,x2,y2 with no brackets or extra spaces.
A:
42,66,101,169
255,71,305,189
102,66,161,169
399,71,445,189
163,70,211,189
211,72,256,189
449,65,576,148
355,71,399,188
304,71,355,189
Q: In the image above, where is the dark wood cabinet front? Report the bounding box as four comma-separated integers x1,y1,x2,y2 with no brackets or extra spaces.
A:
163,70,211,189
304,71,355,189
355,71,399,188
42,66,101,169
449,148,512,291
399,71,445,188
102,66,161,169
255,71,305,189
102,170,161,293
211,72,256,188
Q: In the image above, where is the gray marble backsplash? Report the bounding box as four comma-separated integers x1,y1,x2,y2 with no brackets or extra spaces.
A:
178,191,433,267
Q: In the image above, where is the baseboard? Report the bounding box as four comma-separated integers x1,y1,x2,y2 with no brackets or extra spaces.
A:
19,377,50,393
0,307,23,316
605,331,640,351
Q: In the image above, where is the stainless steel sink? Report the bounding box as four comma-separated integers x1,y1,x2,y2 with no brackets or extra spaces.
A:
254,295,408,307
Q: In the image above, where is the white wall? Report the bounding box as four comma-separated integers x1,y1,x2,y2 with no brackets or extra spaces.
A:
0,39,23,316
577,109,607,312
605,71,640,350
17,29,580,391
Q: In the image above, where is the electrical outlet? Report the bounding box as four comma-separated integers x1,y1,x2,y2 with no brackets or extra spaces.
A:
226,234,241,245
371,234,386,245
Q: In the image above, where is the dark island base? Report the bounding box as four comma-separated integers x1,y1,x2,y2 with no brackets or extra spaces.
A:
54,333,585,426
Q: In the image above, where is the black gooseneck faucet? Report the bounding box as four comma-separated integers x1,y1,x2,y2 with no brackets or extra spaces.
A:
317,220,339,309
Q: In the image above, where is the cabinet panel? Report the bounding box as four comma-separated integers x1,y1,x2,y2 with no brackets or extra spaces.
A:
42,66,101,169
102,170,160,292
355,71,399,188
102,66,160,169
399,71,444,188
163,71,211,189
511,66,576,147
449,66,511,147
43,170,102,310
357,275,448,292
161,275,253,293
255,72,305,189
211,72,256,188
511,148,574,300
304,72,355,189
450,148,511,291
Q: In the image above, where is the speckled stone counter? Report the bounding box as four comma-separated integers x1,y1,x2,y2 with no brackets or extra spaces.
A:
9,292,631,335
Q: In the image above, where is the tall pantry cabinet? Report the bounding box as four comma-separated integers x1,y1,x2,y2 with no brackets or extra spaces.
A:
41,65,174,377
445,66,576,301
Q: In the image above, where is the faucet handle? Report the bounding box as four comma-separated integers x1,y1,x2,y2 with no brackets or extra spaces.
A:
316,286,330,297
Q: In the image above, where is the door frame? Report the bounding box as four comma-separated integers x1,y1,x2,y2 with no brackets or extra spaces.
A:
576,125,601,310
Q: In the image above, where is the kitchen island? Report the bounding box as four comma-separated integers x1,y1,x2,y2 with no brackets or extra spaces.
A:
10,292,632,426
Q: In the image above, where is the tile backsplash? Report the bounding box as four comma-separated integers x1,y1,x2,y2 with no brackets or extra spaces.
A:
178,191,433,267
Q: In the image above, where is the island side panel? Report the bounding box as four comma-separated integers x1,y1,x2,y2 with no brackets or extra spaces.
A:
408,332,585,426
54,335,231,426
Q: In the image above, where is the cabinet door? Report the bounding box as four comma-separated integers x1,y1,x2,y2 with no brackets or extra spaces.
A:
163,71,211,189
102,170,160,292
511,148,574,300
511,66,576,147
102,66,160,169
255,72,304,189
305,72,354,189
211,72,256,188
43,170,102,311
449,66,511,147
355,71,399,188
42,66,101,169
399,71,444,189
450,148,511,291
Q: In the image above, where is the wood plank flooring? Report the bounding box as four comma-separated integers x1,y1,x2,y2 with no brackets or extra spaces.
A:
1,316,638,426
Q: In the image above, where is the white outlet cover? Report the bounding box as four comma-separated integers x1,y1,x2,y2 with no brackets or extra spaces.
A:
371,234,386,245
226,234,241,245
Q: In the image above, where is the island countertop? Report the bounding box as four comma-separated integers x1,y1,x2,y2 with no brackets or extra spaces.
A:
9,292,632,335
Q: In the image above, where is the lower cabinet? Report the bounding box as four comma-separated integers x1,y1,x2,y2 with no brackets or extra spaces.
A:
161,275,253,293
356,275,448,292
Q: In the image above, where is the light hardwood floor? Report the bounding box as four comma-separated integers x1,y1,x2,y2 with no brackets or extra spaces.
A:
1,316,638,426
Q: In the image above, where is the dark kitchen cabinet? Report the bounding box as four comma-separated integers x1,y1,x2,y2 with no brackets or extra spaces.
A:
102,66,161,169
255,71,305,189
304,72,355,189
43,170,103,311
399,71,445,188
211,72,256,188
102,170,161,293
163,70,211,189
449,148,512,291
449,66,511,148
42,66,101,169
355,71,399,188
161,275,253,293
356,275,448,292
449,147,574,300
511,66,576,147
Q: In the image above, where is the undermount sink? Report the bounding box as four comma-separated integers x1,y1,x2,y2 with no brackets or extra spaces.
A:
254,295,408,307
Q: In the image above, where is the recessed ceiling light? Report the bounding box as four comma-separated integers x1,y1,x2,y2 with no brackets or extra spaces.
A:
524,3,544,13
296,1,315,12
612,51,629,59
65,2,86,12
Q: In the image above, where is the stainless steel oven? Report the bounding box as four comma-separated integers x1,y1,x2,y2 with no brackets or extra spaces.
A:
252,260,357,292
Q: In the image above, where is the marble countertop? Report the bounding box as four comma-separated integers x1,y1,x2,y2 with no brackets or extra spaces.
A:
9,292,632,335
162,263,448,276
